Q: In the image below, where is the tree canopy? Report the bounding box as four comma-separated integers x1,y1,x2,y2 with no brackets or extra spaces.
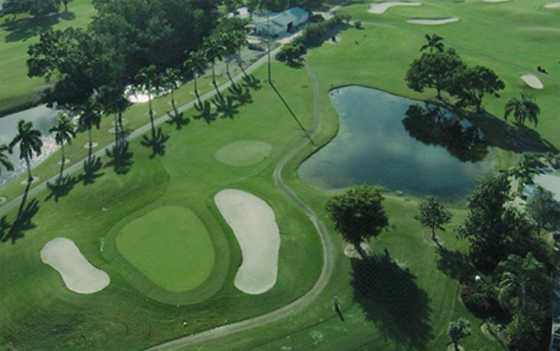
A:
415,196,451,246
326,185,389,258
504,93,540,127
448,65,505,111
526,185,560,231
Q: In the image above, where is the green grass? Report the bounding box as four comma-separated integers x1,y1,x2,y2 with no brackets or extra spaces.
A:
0,0,558,350
215,140,273,166
116,206,216,293
0,0,97,115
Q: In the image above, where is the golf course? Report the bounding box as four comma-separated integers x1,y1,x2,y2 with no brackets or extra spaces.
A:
0,0,559,350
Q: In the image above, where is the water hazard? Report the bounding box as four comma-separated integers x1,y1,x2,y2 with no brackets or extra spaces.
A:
298,86,494,200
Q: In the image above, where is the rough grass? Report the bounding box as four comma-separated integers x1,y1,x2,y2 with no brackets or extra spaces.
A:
116,206,215,293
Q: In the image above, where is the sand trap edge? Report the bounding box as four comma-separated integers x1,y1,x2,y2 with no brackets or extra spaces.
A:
407,17,459,25
520,74,544,89
368,2,421,14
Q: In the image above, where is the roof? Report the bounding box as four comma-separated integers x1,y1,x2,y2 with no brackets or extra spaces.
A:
252,7,308,26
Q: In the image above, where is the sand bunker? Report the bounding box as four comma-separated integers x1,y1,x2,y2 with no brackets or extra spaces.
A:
368,2,421,14
344,242,373,259
215,189,280,295
521,74,544,89
124,85,170,104
41,237,110,294
545,2,560,8
215,140,272,167
484,0,509,3
407,17,459,24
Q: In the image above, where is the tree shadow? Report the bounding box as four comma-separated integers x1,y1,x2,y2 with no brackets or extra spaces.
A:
141,128,169,158
80,156,104,185
44,175,79,202
228,83,252,106
1,11,76,42
242,74,262,91
439,101,557,154
351,255,432,349
270,82,314,146
2,199,40,244
403,103,489,162
105,141,134,175
436,246,475,282
212,94,238,119
194,101,216,124
165,110,190,130
0,216,12,242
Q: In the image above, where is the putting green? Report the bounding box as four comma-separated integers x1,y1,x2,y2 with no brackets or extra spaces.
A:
116,206,215,292
215,140,272,166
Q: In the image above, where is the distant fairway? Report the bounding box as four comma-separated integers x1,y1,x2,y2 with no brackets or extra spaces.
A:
116,206,215,292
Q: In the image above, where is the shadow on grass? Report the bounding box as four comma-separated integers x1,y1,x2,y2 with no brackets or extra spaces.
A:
105,141,134,174
141,128,169,158
270,81,314,146
2,11,76,42
165,111,190,130
194,101,216,124
81,156,104,185
242,74,262,91
351,255,432,349
45,175,79,202
212,94,238,119
436,246,475,283
1,192,40,244
228,83,253,106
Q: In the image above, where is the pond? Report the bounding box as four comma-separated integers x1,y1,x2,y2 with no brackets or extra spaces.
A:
0,105,59,186
298,86,494,201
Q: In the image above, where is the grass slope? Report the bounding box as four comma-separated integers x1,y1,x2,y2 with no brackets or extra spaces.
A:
116,206,215,293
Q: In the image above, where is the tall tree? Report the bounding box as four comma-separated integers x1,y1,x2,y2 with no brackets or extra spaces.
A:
420,33,444,53
448,319,471,351
202,34,226,98
326,185,389,259
163,67,182,118
504,93,540,127
405,49,465,99
415,196,452,247
9,120,42,184
526,186,560,232
184,50,207,105
49,114,76,182
136,65,163,140
448,65,505,112
76,97,102,162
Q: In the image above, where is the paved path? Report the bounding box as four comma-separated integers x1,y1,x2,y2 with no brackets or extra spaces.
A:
0,46,283,217
144,64,336,351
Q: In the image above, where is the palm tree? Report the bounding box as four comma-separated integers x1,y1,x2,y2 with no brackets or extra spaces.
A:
420,33,445,53
0,144,14,174
49,114,76,182
163,67,181,118
136,65,163,140
76,97,102,162
203,34,226,99
9,120,42,184
184,50,207,105
504,93,540,127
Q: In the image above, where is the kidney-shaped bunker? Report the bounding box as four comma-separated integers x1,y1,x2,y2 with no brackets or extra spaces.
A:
41,237,110,294
215,189,281,295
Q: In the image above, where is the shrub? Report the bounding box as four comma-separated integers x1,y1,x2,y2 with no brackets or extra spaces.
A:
459,283,504,319
308,14,325,23
275,41,306,66
355,20,362,29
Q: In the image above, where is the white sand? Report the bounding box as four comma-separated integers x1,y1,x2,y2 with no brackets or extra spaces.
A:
368,2,421,14
124,85,170,104
41,237,110,294
215,189,280,295
407,17,459,24
545,2,560,8
343,242,373,259
484,0,508,3
521,74,544,89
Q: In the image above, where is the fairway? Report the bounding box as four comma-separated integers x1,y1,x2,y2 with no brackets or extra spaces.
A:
116,206,215,292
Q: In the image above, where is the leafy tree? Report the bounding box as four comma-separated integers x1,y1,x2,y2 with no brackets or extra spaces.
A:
504,93,540,127
448,318,471,351
0,145,14,175
448,65,505,112
420,33,444,53
276,41,306,67
526,185,560,232
415,196,451,247
9,120,42,184
326,185,389,259
49,114,76,182
405,49,465,99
